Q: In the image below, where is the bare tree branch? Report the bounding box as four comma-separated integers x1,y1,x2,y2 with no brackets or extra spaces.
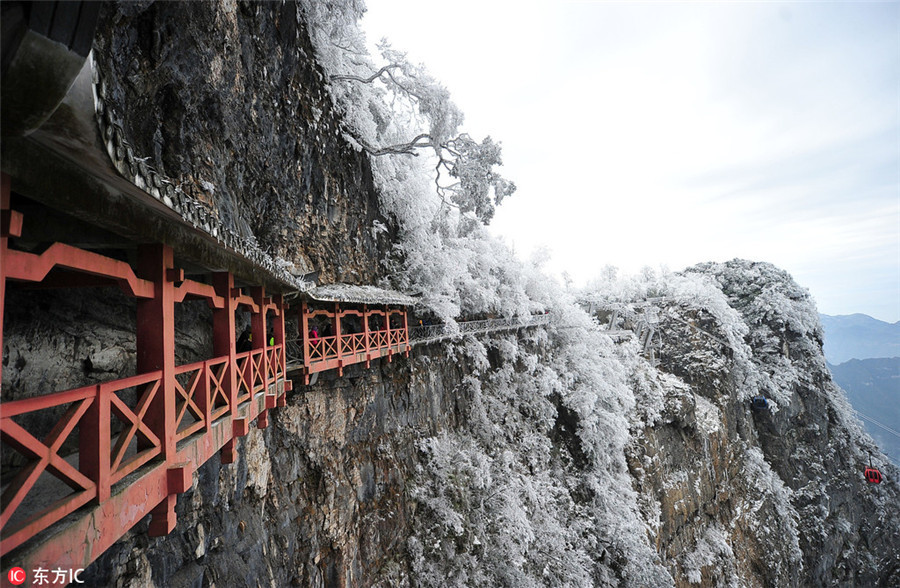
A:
332,57,514,225
331,64,402,84
356,133,434,156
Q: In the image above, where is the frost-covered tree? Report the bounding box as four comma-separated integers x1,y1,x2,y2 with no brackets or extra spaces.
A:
331,44,515,224
299,0,528,319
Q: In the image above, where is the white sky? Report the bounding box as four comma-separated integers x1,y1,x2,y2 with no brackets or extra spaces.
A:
362,1,900,323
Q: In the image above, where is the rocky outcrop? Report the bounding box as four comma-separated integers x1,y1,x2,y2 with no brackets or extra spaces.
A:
91,1,395,284
626,261,900,586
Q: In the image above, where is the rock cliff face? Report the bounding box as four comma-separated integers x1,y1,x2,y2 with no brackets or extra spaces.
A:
624,261,900,586
91,0,394,284
4,2,899,587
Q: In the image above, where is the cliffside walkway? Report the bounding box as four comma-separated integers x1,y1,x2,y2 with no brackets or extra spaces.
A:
285,299,412,385
284,314,552,379
0,10,559,576
1,176,292,573
408,314,551,346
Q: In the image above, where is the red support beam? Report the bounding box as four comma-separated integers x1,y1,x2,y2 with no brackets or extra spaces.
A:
213,272,238,464
250,287,267,355
301,300,311,385
232,288,259,313
135,244,178,536
363,305,372,368
79,385,109,503
4,243,155,299
175,278,225,307
273,294,287,405
402,308,410,357
385,305,393,363
251,286,269,429
334,302,343,377
167,464,193,494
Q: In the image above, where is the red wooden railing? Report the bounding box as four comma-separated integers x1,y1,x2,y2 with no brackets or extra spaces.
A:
0,346,286,557
297,302,410,384
1,385,99,554
1,186,292,572
1,178,418,574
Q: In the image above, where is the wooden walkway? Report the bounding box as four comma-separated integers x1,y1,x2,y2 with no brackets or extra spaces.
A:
1,178,291,572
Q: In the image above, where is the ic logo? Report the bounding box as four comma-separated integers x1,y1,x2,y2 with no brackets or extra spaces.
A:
7,567,26,585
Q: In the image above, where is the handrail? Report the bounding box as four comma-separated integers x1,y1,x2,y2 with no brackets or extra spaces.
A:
0,347,287,554
285,314,549,368
409,314,550,344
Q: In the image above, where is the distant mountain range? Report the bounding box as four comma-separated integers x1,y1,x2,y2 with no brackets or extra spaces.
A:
828,358,900,466
820,313,899,467
820,313,900,364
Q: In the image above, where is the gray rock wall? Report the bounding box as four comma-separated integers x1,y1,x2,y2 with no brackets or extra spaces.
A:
627,262,900,587
91,0,395,284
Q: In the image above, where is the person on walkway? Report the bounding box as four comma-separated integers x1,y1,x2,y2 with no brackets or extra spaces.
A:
237,327,252,352
308,326,320,359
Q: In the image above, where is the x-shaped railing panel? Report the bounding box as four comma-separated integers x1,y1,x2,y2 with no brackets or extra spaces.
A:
208,357,230,421
107,376,162,485
174,363,206,442
0,387,97,552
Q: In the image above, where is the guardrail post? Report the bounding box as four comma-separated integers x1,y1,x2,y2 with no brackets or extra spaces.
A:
213,272,238,463
251,286,269,428
79,384,108,503
251,286,267,387
273,294,287,405
301,300,311,385
334,303,343,377
385,305,393,363
136,244,178,536
402,308,410,356
363,305,371,368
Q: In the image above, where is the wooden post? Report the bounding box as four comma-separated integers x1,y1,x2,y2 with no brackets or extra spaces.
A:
402,308,410,356
251,286,267,385
136,244,178,536
79,384,108,503
334,302,343,377
301,300,311,385
275,294,294,406
385,305,392,363
363,305,371,368
213,273,239,463
251,286,268,429
273,294,287,404
273,294,285,368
